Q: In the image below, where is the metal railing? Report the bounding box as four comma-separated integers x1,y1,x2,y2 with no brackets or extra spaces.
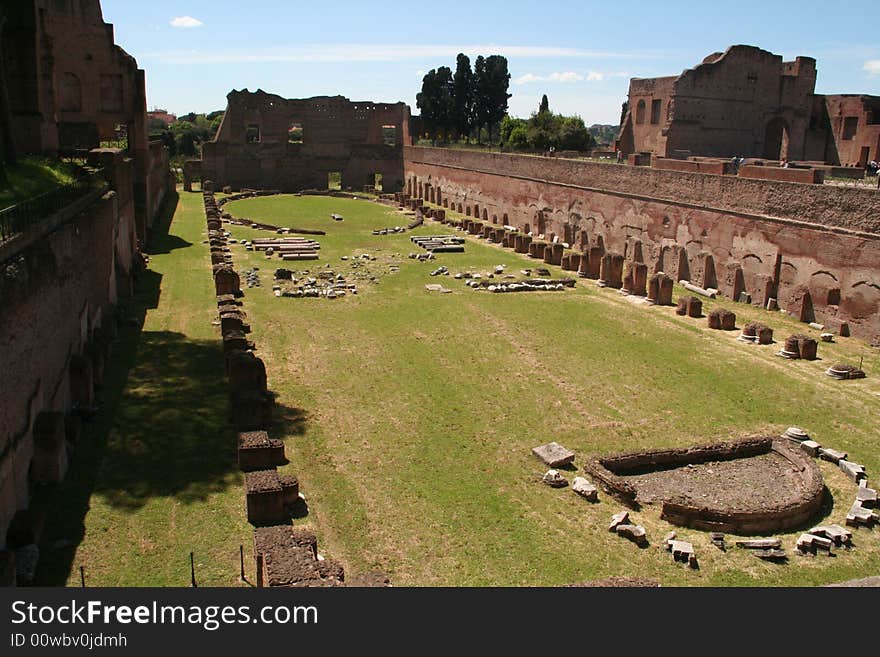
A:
0,172,106,242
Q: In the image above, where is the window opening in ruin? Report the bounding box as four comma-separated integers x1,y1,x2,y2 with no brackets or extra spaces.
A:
827,289,841,306
99,73,123,113
842,116,858,140
328,172,342,190
650,99,662,124
246,125,261,143
635,100,646,125
288,122,303,143
382,125,398,147
60,72,82,112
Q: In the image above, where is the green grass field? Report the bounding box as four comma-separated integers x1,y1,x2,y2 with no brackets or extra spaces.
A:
221,193,880,586
42,189,880,586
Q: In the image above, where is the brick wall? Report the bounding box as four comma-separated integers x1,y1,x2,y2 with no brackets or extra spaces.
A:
404,146,880,339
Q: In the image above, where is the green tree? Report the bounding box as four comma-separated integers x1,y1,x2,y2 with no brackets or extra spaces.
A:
483,55,511,143
472,56,488,142
417,69,443,142
539,94,549,114
452,53,474,140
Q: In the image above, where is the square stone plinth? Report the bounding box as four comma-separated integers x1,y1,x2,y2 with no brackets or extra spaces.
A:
532,442,575,467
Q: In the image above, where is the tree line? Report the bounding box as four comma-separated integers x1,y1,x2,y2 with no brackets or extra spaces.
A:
500,95,595,152
416,53,511,144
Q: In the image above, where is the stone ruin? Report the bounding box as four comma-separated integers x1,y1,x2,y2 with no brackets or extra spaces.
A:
780,334,819,360
198,90,410,193
740,321,774,345
582,437,825,534
675,295,703,318
707,308,737,330
647,273,674,305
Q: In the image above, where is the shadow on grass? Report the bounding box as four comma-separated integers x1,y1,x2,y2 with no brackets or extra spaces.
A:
146,191,192,256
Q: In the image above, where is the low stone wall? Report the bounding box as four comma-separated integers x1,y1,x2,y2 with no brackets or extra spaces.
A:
653,157,730,176
738,164,825,184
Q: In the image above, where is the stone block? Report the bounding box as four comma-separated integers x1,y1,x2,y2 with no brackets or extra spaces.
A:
855,487,877,508
808,525,852,546
799,440,821,457
532,442,575,467
616,524,648,547
245,469,286,525
214,267,241,296
542,470,567,488
609,511,629,532
571,477,598,502
227,350,268,395
237,431,286,471
839,460,866,484
819,448,847,464
280,474,300,506
231,389,274,432
598,253,624,288
735,538,782,550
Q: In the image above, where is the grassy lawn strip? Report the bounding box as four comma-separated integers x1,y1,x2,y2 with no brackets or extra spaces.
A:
36,189,252,587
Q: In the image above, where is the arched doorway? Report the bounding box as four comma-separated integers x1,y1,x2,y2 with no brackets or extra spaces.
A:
763,117,789,160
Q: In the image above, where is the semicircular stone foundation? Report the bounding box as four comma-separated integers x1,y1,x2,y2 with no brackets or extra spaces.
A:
583,437,825,534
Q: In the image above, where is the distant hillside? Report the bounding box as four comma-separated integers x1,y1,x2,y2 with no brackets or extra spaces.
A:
588,124,619,147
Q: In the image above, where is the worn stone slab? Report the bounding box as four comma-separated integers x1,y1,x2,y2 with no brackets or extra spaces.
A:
609,511,629,532
668,540,694,558
571,477,598,502
736,538,783,550
845,502,876,528
532,442,575,467
809,525,852,546
755,548,787,560
799,440,821,457
616,524,648,547
819,448,848,464
856,487,878,508
839,460,866,483
542,469,568,488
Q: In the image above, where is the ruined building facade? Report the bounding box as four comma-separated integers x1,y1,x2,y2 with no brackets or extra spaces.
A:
195,90,411,192
1,0,170,241
617,45,880,166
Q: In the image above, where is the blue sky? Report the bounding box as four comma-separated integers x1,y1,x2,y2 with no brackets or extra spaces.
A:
102,0,880,124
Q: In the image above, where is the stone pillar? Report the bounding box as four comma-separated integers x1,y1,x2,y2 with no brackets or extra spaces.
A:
214,267,241,296
599,253,624,288
544,243,564,266
587,247,604,279
648,273,674,305
631,263,648,297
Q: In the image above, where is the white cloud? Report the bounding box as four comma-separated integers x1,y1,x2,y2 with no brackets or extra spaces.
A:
864,60,880,76
170,16,204,28
514,71,583,85
586,71,604,81
142,44,640,65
